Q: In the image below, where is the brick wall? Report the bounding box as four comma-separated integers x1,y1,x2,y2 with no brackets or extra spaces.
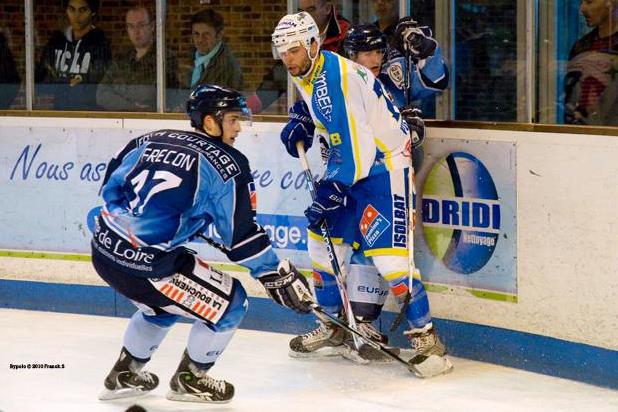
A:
0,1,25,109
0,0,287,109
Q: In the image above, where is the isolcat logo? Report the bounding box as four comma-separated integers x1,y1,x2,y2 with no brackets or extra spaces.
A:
421,152,500,274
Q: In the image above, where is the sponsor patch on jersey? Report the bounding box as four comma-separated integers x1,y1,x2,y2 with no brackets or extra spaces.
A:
388,62,404,88
152,274,230,324
355,65,368,83
194,258,234,295
359,205,391,247
182,137,240,182
313,71,333,123
392,194,408,248
248,182,257,211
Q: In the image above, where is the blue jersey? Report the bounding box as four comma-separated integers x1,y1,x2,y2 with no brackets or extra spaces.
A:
92,129,278,279
380,47,449,108
292,50,411,187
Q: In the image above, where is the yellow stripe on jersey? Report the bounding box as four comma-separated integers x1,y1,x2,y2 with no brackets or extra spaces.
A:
308,230,344,244
339,57,363,183
364,248,409,257
374,137,394,170
382,270,409,281
311,259,334,274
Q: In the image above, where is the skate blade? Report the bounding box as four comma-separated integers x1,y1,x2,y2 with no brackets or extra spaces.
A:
288,345,346,359
357,345,400,363
341,346,371,364
98,387,151,401
409,355,454,379
166,390,232,404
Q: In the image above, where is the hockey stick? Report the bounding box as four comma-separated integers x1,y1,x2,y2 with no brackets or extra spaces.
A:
296,141,363,351
307,301,409,368
197,233,229,253
390,49,419,332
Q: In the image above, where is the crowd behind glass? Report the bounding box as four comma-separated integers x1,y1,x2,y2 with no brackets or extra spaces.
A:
0,0,617,126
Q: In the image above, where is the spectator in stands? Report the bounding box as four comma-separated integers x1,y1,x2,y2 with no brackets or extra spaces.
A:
0,30,20,109
371,0,400,46
187,9,242,91
96,4,178,112
564,0,618,124
250,1,349,114
35,0,111,110
299,0,350,53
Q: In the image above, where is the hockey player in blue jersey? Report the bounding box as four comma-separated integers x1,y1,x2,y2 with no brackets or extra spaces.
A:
272,12,452,378
91,84,312,403
380,17,449,109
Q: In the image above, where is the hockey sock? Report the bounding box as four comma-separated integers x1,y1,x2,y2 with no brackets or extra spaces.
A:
123,311,172,360
347,260,388,320
186,321,236,365
404,277,432,329
312,270,343,315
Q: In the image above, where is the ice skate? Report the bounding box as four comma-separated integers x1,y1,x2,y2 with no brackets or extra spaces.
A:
342,320,400,363
99,347,159,400
289,319,346,358
166,350,234,403
405,323,453,378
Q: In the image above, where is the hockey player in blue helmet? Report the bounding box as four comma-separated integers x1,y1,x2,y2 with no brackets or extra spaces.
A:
92,84,312,404
274,12,452,378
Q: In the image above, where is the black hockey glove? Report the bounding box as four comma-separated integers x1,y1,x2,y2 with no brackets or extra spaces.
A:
304,180,348,232
280,100,315,158
258,259,312,314
394,17,437,61
401,106,426,149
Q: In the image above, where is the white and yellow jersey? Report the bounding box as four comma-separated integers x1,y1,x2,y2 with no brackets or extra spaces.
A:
292,50,411,186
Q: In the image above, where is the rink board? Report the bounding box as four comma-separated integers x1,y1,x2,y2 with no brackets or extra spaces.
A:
1,277,617,391
1,117,618,391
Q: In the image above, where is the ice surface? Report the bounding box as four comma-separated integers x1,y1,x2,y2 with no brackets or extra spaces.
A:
1,309,617,412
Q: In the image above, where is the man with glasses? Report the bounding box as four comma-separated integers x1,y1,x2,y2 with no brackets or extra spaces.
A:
96,5,178,111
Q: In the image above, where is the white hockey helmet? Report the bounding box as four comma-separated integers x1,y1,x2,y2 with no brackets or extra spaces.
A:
271,12,321,60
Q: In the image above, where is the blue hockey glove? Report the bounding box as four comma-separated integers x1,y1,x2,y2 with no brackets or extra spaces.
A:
304,180,348,232
280,100,315,158
394,17,437,61
401,106,426,149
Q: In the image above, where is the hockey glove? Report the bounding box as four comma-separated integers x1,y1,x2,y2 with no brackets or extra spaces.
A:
304,180,348,232
401,106,426,149
280,100,315,158
394,17,437,61
258,259,312,314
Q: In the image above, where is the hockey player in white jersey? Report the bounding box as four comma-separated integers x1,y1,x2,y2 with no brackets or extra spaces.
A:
272,12,452,378
90,84,312,403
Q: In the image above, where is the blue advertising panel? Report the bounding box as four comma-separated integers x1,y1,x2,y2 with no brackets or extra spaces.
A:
415,139,517,300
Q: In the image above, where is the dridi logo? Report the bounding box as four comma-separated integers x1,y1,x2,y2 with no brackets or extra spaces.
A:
421,152,500,274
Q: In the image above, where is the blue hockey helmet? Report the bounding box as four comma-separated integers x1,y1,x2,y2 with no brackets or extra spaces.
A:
343,24,387,58
186,84,251,132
